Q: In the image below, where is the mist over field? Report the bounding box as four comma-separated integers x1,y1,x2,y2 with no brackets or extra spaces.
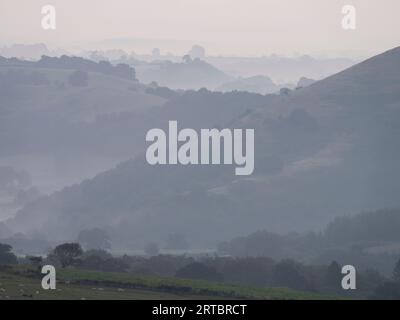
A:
1,0,400,301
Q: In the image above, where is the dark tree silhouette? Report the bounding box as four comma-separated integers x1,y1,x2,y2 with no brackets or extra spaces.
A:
182,55,192,64
0,243,18,265
325,261,342,289
272,259,311,291
51,243,83,268
393,258,400,282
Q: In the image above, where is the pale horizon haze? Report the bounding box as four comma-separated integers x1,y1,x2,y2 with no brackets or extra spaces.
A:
0,0,399,58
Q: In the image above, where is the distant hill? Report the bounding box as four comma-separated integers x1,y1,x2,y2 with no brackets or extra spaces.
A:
0,55,137,81
217,75,290,94
0,56,272,228
206,55,355,83
297,77,316,88
0,56,167,218
134,58,232,90
0,44,53,60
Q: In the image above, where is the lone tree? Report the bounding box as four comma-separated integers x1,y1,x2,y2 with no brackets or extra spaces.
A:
51,243,83,268
182,55,192,64
325,261,342,289
28,256,43,269
0,243,18,265
393,258,400,282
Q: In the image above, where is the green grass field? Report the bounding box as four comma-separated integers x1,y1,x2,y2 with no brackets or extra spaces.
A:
0,265,335,300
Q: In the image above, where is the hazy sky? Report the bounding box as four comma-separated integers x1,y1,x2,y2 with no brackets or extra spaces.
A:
0,0,399,57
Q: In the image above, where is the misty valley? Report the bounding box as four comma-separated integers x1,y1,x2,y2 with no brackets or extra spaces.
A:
1,15,400,300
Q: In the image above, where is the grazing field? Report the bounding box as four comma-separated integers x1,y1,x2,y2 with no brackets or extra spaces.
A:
0,265,334,300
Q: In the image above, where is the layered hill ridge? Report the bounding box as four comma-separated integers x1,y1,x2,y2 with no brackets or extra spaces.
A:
4,47,400,249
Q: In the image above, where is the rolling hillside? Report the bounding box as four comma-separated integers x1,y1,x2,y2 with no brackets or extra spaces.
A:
4,47,400,249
